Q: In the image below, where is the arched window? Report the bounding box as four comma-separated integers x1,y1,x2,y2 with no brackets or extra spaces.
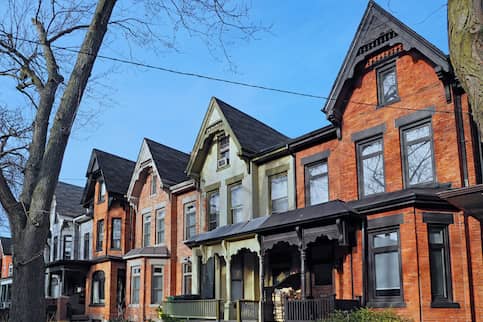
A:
91,271,105,304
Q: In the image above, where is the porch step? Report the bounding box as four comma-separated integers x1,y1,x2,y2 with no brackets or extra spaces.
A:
71,314,90,321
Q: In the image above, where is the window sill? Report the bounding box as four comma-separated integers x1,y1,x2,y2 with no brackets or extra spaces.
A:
216,164,230,172
128,304,140,308
89,303,105,307
367,301,406,308
377,97,400,109
431,301,460,309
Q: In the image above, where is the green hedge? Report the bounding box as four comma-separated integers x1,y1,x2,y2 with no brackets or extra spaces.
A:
324,308,412,322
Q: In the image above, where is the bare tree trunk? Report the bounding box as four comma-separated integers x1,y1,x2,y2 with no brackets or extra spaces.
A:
6,1,117,321
448,0,482,137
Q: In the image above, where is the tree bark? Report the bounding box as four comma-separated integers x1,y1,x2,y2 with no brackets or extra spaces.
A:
8,1,117,321
448,0,482,137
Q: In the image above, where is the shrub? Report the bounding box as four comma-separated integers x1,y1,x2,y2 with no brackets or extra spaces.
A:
324,308,412,322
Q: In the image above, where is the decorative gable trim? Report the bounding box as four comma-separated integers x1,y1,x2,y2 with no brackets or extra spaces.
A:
186,97,244,178
323,1,450,125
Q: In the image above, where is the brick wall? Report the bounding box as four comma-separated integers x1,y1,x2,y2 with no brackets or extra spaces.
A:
85,260,125,321
0,255,12,279
175,189,199,295
295,48,480,321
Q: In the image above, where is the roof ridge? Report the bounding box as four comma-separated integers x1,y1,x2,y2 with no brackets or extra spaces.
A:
144,138,190,157
57,181,83,189
93,148,135,164
213,97,290,139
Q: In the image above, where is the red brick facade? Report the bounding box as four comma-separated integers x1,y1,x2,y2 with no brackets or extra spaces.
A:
85,180,133,320
293,47,482,321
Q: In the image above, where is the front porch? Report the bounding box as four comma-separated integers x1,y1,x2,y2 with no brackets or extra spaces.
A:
176,201,361,321
45,260,90,320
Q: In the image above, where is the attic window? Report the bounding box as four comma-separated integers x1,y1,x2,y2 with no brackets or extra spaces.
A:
217,135,230,168
377,63,399,106
150,174,157,195
98,180,106,202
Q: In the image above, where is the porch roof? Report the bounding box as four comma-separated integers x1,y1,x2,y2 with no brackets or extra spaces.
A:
185,216,268,247
438,184,483,220
123,245,169,260
257,200,360,232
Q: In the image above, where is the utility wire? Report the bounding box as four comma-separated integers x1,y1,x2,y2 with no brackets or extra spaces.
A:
6,35,471,115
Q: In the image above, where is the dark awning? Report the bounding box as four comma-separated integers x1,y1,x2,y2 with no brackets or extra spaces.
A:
185,216,268,247
438,185,483,220
123,245,169,260
257,200,360,232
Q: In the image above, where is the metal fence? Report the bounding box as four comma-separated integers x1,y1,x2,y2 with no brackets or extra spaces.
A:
283,296,335,322
163,299,223,320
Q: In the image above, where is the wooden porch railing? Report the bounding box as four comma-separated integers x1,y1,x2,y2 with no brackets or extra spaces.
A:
283,296,335,321
237,300,259,321
162,299,223,320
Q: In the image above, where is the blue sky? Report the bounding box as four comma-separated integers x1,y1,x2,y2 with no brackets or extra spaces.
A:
2,1,449,190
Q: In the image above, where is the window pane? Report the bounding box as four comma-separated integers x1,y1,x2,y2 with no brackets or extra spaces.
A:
231,184,243,206
407,140,434,185
405,125,430,142
375,252,401,291
143,214,151,247
271,174,288,200
209,192,219,230
309,174,328,205
156,209,165,243
361,140,382,156
112,219,121,249
374,231,398,247
272,198,288,214
382,69,398,102
430,248,447,298
308,163,327,177
429,229,444,244
232,207,244,224
362,154,385,195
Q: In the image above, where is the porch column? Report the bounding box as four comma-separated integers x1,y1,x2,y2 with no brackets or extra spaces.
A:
300,247,307,299
224,256,232,320
259,251,265,322
192,255,200,295
46,271,51,297
60,269,66,296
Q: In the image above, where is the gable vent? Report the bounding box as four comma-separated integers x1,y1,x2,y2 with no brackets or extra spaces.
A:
357,30,398,56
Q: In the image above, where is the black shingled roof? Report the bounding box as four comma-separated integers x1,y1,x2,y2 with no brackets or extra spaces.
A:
0,237,12,256
258,200,359,232
94,149,136,195
214,97,290,155
145,139,190,186
55,182,84,218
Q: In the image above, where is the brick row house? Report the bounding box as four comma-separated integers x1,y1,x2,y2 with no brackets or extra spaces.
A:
0,237,12,309
45,182,91,320
40,1,482,321
81,149,136,321
177,2,483,322
123,138,197,321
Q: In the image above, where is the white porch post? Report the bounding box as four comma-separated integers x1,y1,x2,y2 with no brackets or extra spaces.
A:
224,256,232,320
192,254,200,295
259,251,264,322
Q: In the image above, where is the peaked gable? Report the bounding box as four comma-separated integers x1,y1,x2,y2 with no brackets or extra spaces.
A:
127,138,190,198
55,182,84,218
0,237,12,256
145,139,190,186
81,149,135,204
187,97,289,176
323,1,450,124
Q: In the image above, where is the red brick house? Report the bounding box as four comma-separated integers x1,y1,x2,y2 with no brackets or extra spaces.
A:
170,2,482,322
123,138,198,321
0,237,12,309
81,149,136,321
256,2,482,321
